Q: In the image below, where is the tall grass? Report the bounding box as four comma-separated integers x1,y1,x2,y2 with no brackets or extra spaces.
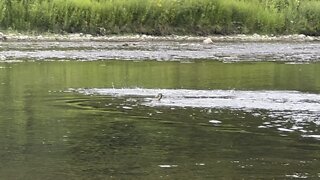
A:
0,0,319,35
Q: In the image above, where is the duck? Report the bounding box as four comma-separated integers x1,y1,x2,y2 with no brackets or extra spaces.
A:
155,93,163,101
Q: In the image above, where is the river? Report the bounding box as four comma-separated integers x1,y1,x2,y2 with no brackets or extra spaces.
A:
0,40,319,179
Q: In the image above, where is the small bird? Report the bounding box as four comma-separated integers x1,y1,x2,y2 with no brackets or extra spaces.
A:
155,93,163,101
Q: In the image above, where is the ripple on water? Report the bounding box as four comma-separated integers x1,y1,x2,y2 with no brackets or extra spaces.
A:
72,88,320,139
285,173,309,179
1,41,320,62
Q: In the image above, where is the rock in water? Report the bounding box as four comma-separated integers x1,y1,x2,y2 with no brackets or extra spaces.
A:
0,55,6,60
203,38,213,44
0,32,7,41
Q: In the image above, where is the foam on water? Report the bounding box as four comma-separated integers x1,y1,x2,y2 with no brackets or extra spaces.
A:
73,88,320,139
75,88,320,111
158,165,178,168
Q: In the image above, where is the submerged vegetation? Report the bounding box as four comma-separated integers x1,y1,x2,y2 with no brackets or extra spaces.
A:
0,0,319,35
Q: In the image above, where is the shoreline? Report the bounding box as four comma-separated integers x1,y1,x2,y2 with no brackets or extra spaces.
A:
0,32,320,42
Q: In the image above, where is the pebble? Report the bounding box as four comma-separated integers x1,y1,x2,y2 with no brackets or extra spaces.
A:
203,37,213,44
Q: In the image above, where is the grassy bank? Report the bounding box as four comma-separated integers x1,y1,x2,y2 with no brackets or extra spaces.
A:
0,0,319,35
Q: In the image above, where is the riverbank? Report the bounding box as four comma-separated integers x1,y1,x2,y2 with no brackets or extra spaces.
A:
1,0,320,36
1,32,320,42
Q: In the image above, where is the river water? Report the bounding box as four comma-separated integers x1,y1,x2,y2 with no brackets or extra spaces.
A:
0,40,320,179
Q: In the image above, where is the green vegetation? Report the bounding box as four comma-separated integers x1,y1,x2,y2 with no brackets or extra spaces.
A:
0,0,319,35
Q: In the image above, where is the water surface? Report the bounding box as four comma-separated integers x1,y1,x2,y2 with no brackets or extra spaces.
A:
1,41,320,61
0,58,320,179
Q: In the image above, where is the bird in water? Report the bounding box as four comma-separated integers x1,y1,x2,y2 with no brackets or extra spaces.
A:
155,93,163,101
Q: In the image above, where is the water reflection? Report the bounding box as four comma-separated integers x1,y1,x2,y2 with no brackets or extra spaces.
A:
0,60,320,179
64,96,320,179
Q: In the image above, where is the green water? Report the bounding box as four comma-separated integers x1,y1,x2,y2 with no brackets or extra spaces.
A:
0,60,320,179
